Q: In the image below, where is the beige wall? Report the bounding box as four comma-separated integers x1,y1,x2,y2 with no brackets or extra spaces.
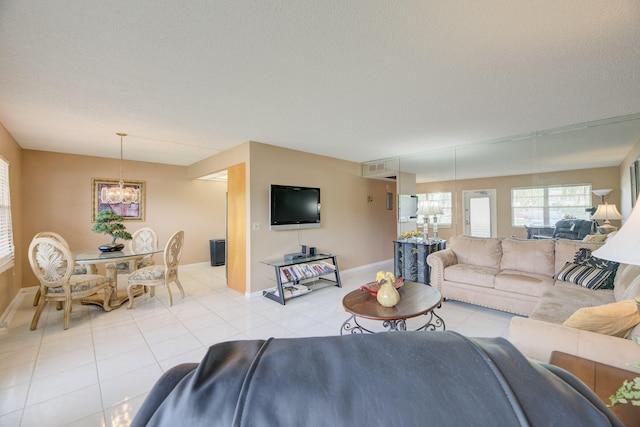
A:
21,150,227,288
0,123,23,315
248,142,397,293
417,166,620,240
188,141,397,295
5,129,636,314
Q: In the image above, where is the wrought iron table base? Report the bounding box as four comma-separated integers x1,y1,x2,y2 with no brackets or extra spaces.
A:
340,310,445,335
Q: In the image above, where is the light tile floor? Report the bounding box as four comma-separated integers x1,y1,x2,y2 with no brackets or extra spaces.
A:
0,261,515,426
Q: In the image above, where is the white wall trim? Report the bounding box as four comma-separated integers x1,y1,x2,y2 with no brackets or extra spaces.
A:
0,288,33,334
179,262,213,271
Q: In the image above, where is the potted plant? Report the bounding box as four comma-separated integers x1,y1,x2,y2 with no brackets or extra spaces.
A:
92,209,132,252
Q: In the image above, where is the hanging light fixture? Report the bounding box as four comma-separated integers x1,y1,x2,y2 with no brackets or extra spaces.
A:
100,132,140,205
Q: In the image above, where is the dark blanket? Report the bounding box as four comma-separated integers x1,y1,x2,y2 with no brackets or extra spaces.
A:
132,331,621,427
553,219,593,240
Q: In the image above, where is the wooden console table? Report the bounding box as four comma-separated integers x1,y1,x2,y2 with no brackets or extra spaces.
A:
550,351,639,426
393,239,446,285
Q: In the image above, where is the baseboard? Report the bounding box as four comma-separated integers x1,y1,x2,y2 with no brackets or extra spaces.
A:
341,258,393,273
179,262,213,271
0,287,34,334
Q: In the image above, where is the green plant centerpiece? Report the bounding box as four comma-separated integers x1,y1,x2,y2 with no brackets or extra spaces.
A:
609,336,640,407
92,209,132,252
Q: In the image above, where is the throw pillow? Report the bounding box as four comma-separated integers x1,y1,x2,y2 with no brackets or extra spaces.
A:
573,248,619,289
582,234,607,243
555,262,613,290
563,300,640,338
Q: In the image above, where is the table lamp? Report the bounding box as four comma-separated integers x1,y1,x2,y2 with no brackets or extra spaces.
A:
591,203,623,234
592,202,640,316
592,202,640,265
417,201,443,240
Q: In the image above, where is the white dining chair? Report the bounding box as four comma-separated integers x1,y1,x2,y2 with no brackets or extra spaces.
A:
29,237,113,330
116,227,159,274
31,231,88,306
127,230,185,308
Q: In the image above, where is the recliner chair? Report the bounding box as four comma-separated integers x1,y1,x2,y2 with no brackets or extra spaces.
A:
552,218,593,240
131,332,622,426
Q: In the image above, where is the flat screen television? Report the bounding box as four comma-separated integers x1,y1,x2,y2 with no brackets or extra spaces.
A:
270,184,321,230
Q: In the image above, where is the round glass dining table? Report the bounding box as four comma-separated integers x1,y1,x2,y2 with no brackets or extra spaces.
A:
75,248,162,309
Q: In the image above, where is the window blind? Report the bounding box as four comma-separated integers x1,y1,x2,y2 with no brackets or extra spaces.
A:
0,158,15,274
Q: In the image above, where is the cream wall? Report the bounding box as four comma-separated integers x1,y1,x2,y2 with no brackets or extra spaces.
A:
188,141,397,295
0,123,23,315
417,166,620,240
248,142,397,293
21,150,227,288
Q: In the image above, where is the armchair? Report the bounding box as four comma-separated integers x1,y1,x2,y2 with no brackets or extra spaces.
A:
552,219,593,240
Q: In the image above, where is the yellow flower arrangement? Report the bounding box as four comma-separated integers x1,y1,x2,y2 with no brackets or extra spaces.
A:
400,231,422,239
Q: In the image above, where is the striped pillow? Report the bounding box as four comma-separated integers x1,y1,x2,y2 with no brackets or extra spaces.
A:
555,262,613,290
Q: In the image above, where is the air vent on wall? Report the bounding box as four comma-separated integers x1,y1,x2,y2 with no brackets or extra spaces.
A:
361,162,398,181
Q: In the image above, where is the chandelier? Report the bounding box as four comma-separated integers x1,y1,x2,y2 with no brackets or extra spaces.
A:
100,133,140,204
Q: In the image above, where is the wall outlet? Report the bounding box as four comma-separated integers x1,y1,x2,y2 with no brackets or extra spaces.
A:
252,222,260,231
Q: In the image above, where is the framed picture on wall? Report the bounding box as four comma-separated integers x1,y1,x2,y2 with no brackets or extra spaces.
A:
92,178,146,221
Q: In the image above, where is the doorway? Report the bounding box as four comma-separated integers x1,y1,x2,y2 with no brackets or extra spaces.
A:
463,189,497,238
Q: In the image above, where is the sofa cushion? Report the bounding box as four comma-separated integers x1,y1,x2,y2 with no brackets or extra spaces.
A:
500,239,555,277
621,276,640,301
444,264,498,288
554,262,613,290
554,239,604,276
449,236,502,269
614,264,640,301
530,285,615,324
562,300,640,338
495,271,555,297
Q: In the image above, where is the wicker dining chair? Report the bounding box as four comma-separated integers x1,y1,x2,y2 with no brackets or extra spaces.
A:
127,230,185,308
116,227,159,274
31,231,88,306
28,237,114,330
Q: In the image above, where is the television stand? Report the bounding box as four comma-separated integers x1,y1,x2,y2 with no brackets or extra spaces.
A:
261,254,341,305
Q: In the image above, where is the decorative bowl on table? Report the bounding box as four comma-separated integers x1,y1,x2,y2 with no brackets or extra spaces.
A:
359,277,405,296
98,243,125,252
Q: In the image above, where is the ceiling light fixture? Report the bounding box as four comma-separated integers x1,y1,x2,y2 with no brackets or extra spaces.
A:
100,133,140,205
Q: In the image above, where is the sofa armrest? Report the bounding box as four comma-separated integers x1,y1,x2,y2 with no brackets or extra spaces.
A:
427,248,457,292
507,317,640,374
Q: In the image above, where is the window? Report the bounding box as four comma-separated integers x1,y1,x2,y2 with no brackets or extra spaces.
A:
511,184,591,227
417,192,452,227
0,158,14,274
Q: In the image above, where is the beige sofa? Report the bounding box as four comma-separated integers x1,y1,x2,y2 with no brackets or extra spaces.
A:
427,235,640,372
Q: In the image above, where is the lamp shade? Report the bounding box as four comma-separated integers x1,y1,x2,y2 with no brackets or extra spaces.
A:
592,202,640,265
590,203,623,221
417,200,443,217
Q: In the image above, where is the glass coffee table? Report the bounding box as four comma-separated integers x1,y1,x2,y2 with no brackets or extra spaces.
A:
340,281,445,334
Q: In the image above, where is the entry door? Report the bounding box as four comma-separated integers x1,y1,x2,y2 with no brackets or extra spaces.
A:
463,190,497,238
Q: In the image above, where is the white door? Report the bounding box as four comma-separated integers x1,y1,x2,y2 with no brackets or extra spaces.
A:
463,190,497,238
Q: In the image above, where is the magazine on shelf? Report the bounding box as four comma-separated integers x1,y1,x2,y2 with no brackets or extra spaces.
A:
273,283,311,299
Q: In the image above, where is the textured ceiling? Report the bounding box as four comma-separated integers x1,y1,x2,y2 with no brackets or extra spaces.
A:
1,1,639,172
